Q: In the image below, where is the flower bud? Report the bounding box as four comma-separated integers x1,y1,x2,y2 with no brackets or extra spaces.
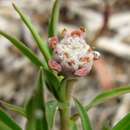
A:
48,28,100,77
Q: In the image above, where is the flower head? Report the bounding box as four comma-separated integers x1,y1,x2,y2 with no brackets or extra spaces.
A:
48,28,100,77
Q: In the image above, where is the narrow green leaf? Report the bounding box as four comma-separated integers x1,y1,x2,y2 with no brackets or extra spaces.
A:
11,3,62,100
0,31,47,69
35,68,48,130
48,0,60,37
45,70,60,100
35,68,46,109
0,121,12,130
0,100,26,117
75,99,92,130
112,113,130,130
86,86,130,111
13,3,51,62
46,100,58,130
26,68,48,130
71,86,130,121
0,108,22,130
25,98,36,130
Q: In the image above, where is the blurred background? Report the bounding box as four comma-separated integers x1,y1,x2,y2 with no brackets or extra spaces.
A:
0,0,130,129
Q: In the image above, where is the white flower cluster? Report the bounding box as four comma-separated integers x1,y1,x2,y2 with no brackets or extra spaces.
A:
48,28,100,77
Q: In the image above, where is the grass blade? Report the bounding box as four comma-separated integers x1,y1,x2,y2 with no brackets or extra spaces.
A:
0,31,47,69
112,113,130,130
26,68,48,130
0,108,22,130
0,100,26,118
46,100,58,130
48,0,60,37
25,98,36,130
0,121,12,130
86,86,130,111
71,86,130,121
13,3,51,62
35,68,48,130
75,99,92,130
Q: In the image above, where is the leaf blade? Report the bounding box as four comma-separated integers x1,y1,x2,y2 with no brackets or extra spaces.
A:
45,70,60,100
0,121,12,130
13,3,51,62
71,86,130,121
0,100,26,118
48,0,60,37
0,31,46,69
75,99,92,130
0,108,22,130
86,86,130,111
26,68,48,130
46,100,58,130
112,113,130,130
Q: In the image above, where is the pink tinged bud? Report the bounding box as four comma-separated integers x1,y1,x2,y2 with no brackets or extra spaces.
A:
74,67,91,77
48,28,100,77
71,27,85,37
48,60,62,72
71,30,83,37
49,36,58,49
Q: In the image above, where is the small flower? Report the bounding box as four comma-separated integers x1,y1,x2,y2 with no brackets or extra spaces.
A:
48,60,62,72
48,28,100,77
49,36,58,49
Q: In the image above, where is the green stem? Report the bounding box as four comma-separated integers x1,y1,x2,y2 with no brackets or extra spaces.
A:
59,103,70,130
66,79,77,101
59,78,77,130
